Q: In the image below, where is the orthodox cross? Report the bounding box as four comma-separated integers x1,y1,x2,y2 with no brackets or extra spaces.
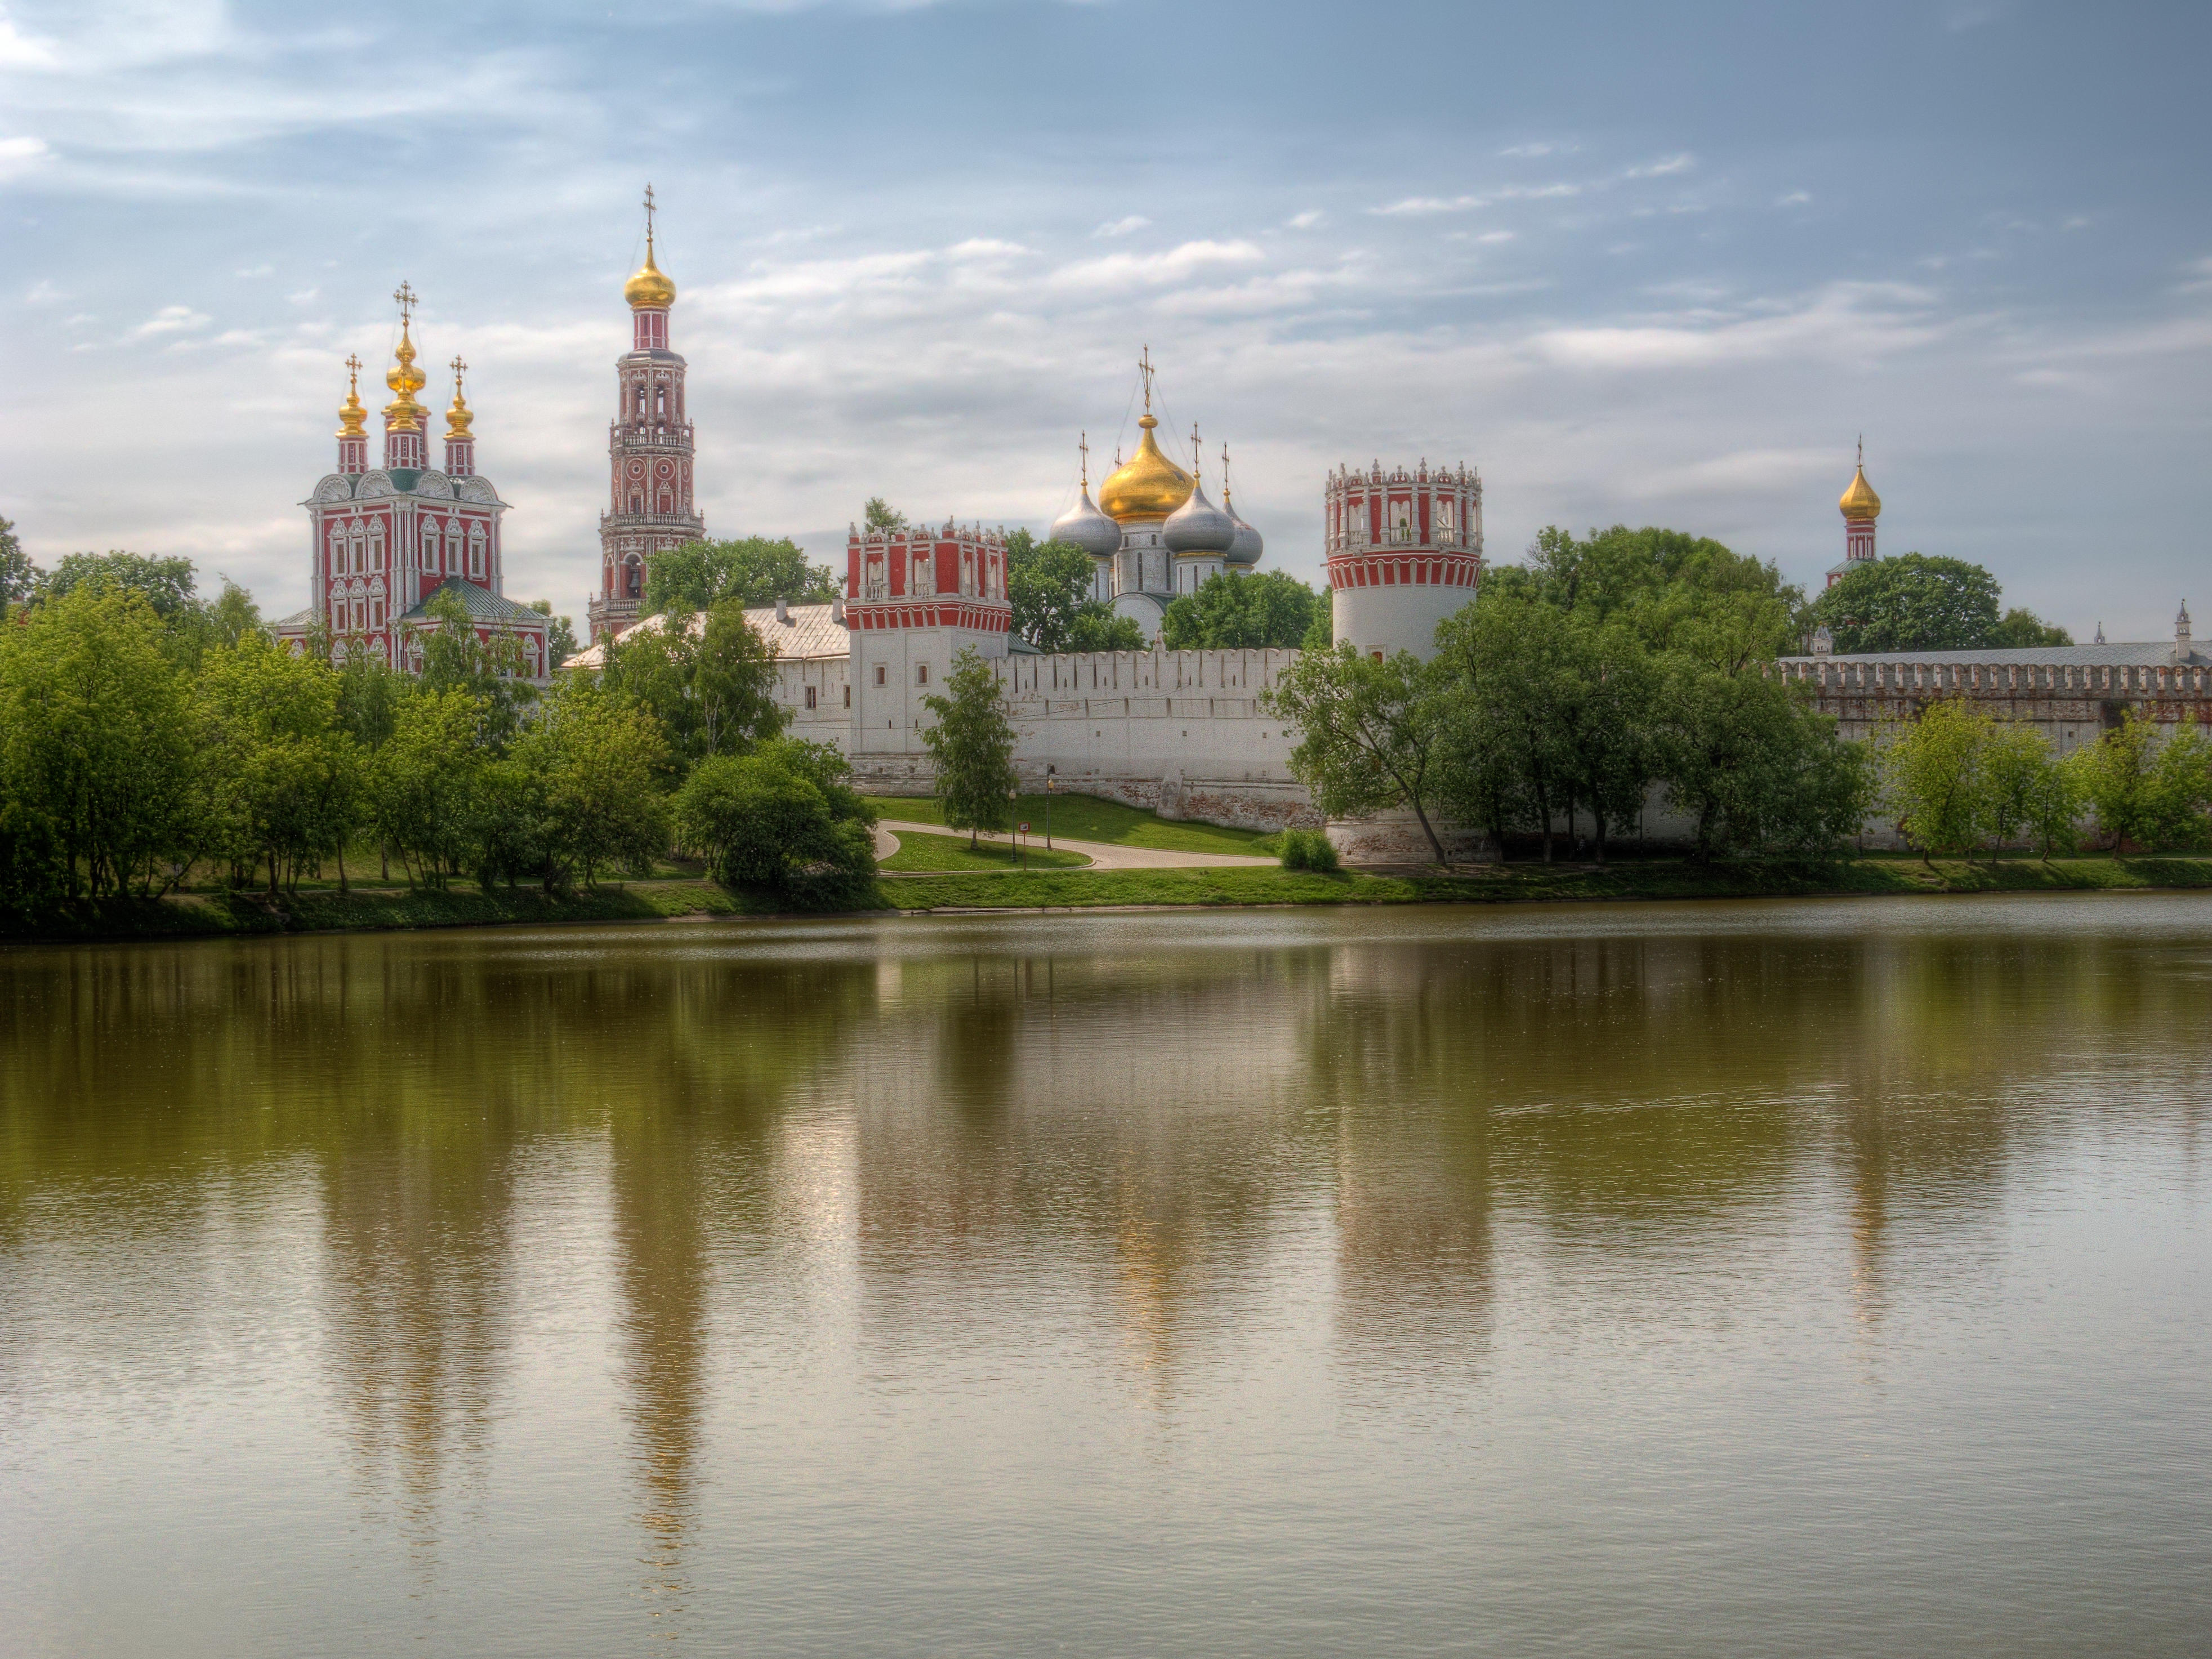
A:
1138,345,1154,412
1857,433,1863,469
450,354,467,390
1078,431,1090,487
644,182,657,243
344,353,361,391
1190,422,1202,482
1221,440,1232,502
392,281,416,323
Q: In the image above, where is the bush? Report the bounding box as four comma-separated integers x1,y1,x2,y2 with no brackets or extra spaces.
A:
673,738,876,906
1278,828,1340,872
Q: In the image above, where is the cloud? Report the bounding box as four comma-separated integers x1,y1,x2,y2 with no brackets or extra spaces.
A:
286,287,319,305
1371,195,1483,217
0,13,55,68
1777,190,1812,207
1499,142,1563,158
945,238,1029,259
1286,209,1324,230
1622,153,1693,179
1092,215,1149,238
1474,230,1515,245
0,132,49,178
24,278,59,302
128,303,209,340
1531,282,1943,371
235,262,273,277
1046,239,1266,292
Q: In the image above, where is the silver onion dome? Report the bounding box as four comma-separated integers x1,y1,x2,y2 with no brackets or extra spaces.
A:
1049,483,1122,559
1163,479,1236,555
1223,494,1263,567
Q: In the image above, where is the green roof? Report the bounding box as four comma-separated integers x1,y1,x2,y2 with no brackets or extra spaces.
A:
399,578,547,628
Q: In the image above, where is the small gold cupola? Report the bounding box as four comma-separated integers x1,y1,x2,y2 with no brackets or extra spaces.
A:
1098,347,1194,523
383,282,428,431
336,353,367,438
625,183,677,310
445,354,474,441
1839,444,1881,521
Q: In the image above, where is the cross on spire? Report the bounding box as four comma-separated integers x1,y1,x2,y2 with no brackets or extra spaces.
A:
1138,345,1154,413
644,182,656,247
393,281,417,323
1078,430,1090,487
1190,421,1202,483
1857,433,1864,469
450,354,467,389
345,353,360,388
1221,440,1232,503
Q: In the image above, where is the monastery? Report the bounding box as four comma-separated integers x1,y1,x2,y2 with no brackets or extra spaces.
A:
280,197,2205,852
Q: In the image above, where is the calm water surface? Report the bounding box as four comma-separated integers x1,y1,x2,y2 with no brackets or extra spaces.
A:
2,895,2209,1657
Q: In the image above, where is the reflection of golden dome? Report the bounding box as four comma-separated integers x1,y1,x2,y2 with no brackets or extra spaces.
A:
1839,463,1880,521
1098,416,1193,522
383,317,427,431
625,238,676,310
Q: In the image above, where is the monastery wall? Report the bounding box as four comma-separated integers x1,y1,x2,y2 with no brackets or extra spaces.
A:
1774,657,2212,750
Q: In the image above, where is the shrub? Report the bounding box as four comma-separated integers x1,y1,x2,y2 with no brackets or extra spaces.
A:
673,738,876,906
1278,828,1340,872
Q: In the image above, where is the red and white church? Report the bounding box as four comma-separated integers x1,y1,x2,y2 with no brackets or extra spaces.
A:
274,282,554,681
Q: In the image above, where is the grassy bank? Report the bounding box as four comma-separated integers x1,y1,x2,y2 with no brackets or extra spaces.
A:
878,829,1092,872
8,855,2211,943
861,793,1274,856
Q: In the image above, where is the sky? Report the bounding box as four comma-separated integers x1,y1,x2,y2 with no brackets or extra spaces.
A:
2,0,2209,639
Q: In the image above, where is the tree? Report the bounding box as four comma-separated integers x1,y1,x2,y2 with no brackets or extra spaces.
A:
194,634,361,895
1990,606,2072,648
1807,554,2004,653
1434,596,1574,861
1262,644,1453,864
368,688,485,888
36,550,200,621
863,497,909,533
1486,524,1803,652
412,585,535,751
515,681,671,888
921,647,1019,848
1877,698,1994,864
601,599,786,775
1005,532,1096,651
0,585,197,900
1159,570,1326,651
1068,608,1148,652
641,537,839,614
673,738,876,904
0,516,37,611
528,599,581,669
2071,711,2212,853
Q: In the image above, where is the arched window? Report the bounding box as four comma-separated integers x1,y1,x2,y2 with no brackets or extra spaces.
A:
655,385,666,418
329,529,345,575
629,492,643,515
469,525,485,580
626,560,641,598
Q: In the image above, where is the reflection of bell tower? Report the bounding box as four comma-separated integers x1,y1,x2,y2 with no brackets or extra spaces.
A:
590,184,704,644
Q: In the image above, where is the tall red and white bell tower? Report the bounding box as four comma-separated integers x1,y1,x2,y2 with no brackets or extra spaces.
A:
588,185,704,643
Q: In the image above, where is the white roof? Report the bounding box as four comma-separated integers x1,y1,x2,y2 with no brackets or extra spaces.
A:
567,601,848,671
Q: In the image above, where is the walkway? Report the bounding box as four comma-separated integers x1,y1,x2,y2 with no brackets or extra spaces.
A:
875,820,1278,871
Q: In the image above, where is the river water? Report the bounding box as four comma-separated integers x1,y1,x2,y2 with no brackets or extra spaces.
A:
2,896,2209,1657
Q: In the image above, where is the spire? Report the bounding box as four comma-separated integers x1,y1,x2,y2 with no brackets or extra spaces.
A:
2095,620,2106,645
382,281,426,431
624,182,677,311
2179,599,2193,646
1189,421,1202,487
445,355,473,440
336,353,367,438
1220,440,1233,506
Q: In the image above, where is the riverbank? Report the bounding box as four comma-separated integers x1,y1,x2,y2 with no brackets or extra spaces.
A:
7,854,2212,943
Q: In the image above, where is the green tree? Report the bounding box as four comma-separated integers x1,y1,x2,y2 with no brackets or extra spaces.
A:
0,585,197,900
515,681,671,888
1068,608,1148,652
641,536,839,614
1435,596,1574,861
1486,524,1803,652
412,585,535,751
1262,644,1453,864
673,738,876,904
528,599,581,669
368,688,485,889
1877,698,1994,864
2073,711,2212,853
1981,720,2067,856
1807,553,2004,653
921,647,1019,848
601,599,786,774
0,516,39,611
194,634,361,895
1005,532,1095,650
1159,570,1326,651
37,550,200,621
1989,606,2072,648
863,497,909,533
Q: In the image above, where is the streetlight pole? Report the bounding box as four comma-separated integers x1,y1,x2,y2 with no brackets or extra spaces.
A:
1045,765,1055,850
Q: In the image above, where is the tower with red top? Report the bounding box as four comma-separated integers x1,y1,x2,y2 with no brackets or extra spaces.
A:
845,520,1012,753
1325,459,1483,661
588,185,704,643
275,284,551,682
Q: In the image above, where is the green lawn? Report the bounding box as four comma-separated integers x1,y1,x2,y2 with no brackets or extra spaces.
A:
861,792,1276,855
879,829,1092,872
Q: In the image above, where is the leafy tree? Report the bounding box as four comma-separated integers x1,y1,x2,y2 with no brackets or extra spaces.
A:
601,598,786,775
1877,698,1994,864
1262,645,1453,864
368,688,485,888
1160,570,1326,651
1990,606,2072,648
0,585,197,900
0,516,38,611
1068,607,1148,652
641,537,839,613
673,738,876,904
1980,720,2068,857
413,585,535,751
921,647,1019,848
1487,524,1802,652
2069,711,2212,853
1005,532,1095,650
1434,596,1573,861
37,550,200,621
194,634,361,895
515,681,671,888
1301,594,1334,651
863,497,909,533
1807,553,2003,653
528,599,581,669
466,756,550,890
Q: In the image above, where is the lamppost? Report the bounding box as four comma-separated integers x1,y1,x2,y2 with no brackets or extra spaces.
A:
1009,785,1023,868
1044,765,1056,850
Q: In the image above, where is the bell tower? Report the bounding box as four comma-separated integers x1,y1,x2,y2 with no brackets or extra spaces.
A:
589,184,704,643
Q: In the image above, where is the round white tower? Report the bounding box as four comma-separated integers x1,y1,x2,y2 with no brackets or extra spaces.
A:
1326,460,1482,661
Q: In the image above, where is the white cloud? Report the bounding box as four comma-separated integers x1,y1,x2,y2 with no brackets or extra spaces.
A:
1531,282,1943,371
24,278,59,302
1047,239,1266,292
1778,190,1812,207
1286,209,1324,230
1499,142,1562,158
1371,195,1482,217
128,302,209,340
1092,215,1149,238
946,238,1029,259
0,132,50,178
1475,230,1515,245
235,262,273,277
0,12,55,68
1623,154,1693,180
286,287,319,305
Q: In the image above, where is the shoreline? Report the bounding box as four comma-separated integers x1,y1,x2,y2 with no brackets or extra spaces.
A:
7,855,2212,946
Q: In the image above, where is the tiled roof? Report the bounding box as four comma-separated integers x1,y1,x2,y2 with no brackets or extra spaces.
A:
564,601,850,671
399,578,547,627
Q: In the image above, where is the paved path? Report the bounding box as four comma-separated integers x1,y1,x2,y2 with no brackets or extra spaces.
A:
876,820,1278,871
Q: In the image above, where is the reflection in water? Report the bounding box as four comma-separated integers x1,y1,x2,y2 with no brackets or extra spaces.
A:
4,899,2212,1656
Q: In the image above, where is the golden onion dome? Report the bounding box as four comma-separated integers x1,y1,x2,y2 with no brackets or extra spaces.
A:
1839,463,1881,521
445,360,474,441
625,237,676,310
336,354,368,439
382,318,427,431
1098,416,1193,523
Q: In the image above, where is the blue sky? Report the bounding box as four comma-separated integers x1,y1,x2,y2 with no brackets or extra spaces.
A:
3,0,2208,637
